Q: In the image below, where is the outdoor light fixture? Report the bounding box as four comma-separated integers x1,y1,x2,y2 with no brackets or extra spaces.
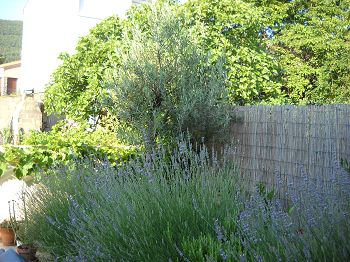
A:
24,88,34,94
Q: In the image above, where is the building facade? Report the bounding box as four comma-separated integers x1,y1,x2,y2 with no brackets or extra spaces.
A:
19,0,147,94
0,61,21,96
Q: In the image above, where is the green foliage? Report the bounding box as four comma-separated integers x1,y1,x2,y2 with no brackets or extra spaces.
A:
18,142,242,260
0,220,13,229
251,0,350,104
45,0,283,129
182,0,350,104
181,0,285,105
44,16,125,122
108,3,231,148
0,54,5,64
18,142,350,261
0,153,6,176
0,20,22,63
45,0,350,130
0,128,13,145
257,181,276,203
0,121,138,179
0,146,52,179
341,158,350,175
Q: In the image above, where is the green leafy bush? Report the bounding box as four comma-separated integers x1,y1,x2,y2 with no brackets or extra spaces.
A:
263,0,350,104
0,121,138,179
180,0,285,105
44,15,125,123
108,3,231,148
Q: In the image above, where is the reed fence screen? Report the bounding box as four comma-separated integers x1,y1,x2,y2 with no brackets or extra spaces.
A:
230,105,350,191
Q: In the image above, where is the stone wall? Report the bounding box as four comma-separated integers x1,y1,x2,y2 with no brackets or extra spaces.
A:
0,96,22,129
17,94,43,132
0,94,56,142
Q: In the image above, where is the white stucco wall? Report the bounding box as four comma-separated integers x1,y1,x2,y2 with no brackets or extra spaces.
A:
19,0,139,93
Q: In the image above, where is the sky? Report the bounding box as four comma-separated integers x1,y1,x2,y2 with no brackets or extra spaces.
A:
0,0,188,21
0,0,27,20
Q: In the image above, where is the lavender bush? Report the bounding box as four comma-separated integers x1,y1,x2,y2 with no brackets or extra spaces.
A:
19,142,244,261
18,142,350,261
232,162,350,261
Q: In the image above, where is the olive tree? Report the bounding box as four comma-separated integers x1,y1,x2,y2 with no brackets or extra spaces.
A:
107,3,231,149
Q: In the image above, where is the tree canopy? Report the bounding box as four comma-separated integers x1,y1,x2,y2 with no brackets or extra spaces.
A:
45,16,124,122
45,0,350,127
180,0,284,105
251,0,350,104
0,20,22,63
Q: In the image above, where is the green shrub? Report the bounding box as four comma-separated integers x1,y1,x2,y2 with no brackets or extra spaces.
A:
108,3,231,149
0,121,138,179
19,141,243,260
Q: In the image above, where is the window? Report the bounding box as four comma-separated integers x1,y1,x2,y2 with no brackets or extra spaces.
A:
7,78,17,95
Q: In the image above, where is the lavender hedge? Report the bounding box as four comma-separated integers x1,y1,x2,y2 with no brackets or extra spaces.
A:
18,142,350,261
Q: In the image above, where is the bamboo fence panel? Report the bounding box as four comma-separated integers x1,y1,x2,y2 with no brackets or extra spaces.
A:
230,105,350,192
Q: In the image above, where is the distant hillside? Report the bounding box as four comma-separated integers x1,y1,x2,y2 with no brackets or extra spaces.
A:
0,20,23,64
